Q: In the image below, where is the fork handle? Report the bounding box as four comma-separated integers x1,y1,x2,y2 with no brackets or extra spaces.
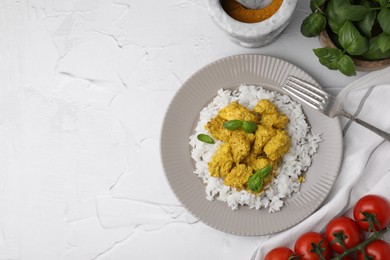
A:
341,111,390,141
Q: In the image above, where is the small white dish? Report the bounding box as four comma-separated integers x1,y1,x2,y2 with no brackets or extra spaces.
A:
208,0,297,48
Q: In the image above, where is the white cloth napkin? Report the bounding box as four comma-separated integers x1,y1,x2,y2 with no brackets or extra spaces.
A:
252,66,390,259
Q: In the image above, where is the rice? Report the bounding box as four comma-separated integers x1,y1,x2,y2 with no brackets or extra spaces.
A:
189,84,321,212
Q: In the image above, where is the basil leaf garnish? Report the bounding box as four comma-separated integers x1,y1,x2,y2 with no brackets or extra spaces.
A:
242,121,258,133
223,120,243,131
247,174,264,193
247,165,272,193
197,134,215,144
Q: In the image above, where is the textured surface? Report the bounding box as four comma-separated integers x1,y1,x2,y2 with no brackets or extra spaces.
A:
0,0,367,259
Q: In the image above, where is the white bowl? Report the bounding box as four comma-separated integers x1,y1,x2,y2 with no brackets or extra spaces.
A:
208,0,297,48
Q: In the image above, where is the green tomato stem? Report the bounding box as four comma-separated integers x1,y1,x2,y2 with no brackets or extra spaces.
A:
330,227,388,260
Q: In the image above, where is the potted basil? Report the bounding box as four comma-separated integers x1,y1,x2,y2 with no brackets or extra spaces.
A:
301,0,390,76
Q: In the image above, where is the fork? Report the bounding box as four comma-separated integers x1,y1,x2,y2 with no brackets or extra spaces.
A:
283,75,390,141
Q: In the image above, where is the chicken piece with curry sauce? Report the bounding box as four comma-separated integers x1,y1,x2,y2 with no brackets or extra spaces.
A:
229,131,252,163
253,99,288,129
264,130,291,161
246,155,271,171
218,101,259,123
205,115,232,143
252,125,276,154
224,164,253,190
208,143,234,178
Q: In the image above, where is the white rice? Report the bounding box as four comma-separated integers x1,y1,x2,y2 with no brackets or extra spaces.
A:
189,85,321,212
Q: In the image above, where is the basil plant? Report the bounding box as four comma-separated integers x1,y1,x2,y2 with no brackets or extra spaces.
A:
301,0,390,76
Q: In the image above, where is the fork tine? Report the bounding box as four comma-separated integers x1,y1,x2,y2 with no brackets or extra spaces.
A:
287,76,329,98
282,84,324,110
285,78,326,104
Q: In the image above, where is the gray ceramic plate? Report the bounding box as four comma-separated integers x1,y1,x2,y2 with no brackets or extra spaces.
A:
160,54,343,236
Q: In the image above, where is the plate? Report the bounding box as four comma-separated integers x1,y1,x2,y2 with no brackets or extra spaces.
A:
160,54,343,236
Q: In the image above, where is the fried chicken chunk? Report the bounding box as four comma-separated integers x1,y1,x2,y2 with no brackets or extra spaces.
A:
218,101,259,123
253,99,288,129
205,115,232,143
208,143,234,178
264,130,291,161
229,131,251,163
224,164,253,190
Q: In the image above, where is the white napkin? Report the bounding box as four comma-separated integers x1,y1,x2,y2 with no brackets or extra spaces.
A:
252,66,390,259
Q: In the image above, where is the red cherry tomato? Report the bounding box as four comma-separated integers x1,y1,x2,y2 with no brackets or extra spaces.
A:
353,195,390,231
325,216,362,254
357,239,390,260
294,232,331,260
264,247,294,260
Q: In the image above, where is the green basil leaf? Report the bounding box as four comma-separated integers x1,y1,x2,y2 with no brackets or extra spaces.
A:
336,4,370,21
356,9,377,38
242,121,258,133
338,21,369,55
313,48,343,70
197,134,215,144
256,165,272,179
326,0,349,34
362,35,390,60
378,8,390,34
337,55,356,76
247,173,264,193
223,120,243,131
301,13,326,37
247,165,273,192
310,0,326,12
377,0,388,7
377,33,390,53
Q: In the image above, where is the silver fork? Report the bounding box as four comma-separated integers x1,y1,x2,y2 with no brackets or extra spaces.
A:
283,75,390,141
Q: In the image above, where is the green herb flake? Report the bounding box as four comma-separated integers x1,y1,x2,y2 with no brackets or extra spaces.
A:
242,121,258,133
197,134,215,144
247,165,272,193
223,120,243,131
247,174,264,193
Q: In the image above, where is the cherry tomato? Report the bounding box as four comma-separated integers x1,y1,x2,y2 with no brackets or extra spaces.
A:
294,232,331,260
353,195,390,231
325,216,362,254
357,239,390,260
264,247,294,260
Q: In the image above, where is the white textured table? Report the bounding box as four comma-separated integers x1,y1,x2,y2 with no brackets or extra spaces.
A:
0,0,369,259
